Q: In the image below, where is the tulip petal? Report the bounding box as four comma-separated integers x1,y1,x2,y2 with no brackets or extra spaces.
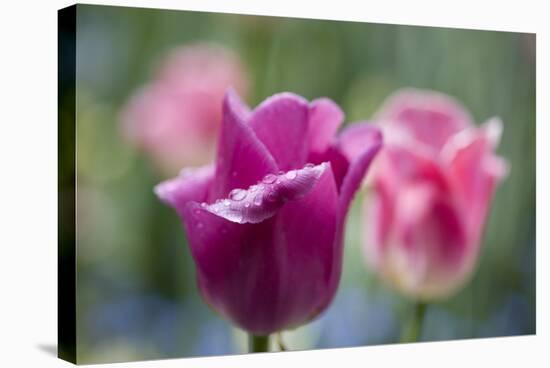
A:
154,165,214,217
209,90,278,201
337,121,383,163
310,144,349,191
205,162,330,224
395,184,466,266
313,122,382,192
249,93,310,171
307,98,344,157
376,88,473,152
337,124,383,217
390,184,468,299
378,146,450,195
445,118,508,241
271,165,339,326
182,165,339,335
320,124,382,306
364,146,450,258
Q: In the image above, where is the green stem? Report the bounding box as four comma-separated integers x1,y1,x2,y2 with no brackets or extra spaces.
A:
400,302,427,343
248,334,270,353
276,332,287,351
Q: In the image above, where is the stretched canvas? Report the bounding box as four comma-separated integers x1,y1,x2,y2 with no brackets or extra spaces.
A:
58,3,536,364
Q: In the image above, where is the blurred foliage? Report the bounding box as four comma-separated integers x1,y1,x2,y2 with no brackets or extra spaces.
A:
59,4,535,364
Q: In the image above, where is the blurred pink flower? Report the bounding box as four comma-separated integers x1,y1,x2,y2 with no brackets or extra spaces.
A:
363,89,508,300
120,43,249,174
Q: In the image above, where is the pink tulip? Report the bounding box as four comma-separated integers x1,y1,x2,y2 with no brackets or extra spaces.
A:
155,89,382,335
363,89,508,301
121,43,249,174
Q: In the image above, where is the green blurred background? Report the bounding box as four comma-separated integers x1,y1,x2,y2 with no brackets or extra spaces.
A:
62,4,535,364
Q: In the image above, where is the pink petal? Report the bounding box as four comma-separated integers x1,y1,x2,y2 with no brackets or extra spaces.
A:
154,165,214,217
307,98,344,158
182,165,339,335
375,88,473,152
249,93,310,171
209,90,277,201
364,178,395,260
395,184,468,293
381,146,450,194
396,184,466,265
363,181,469,300
204,162,330,224
445,118,508,241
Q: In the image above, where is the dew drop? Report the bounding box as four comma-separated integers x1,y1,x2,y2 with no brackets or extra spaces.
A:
244,202,250,208
285,170,297,180
253,195,263,206
304,163,315,169
229,188,247,201
231,213,243,223
262,173,277,184
223,199,231,206
200,202,207,208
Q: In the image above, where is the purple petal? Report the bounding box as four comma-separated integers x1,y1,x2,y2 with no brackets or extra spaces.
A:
338,125,382,217
307,98,344,157
182,165,339,335
309,144,349,191
249,93,309,171
269,165,339,327
209,90,278,201
205,163,330,224
337,122,383,163
154,165,214,217
320,125,382,306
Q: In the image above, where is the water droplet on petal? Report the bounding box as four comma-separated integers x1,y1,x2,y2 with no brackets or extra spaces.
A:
253,195,263,206
244,202,250,208
232,213,243,223
200,202,207,208
229,188,247,201
262,173,277,184
223,199,231,206
304,163,315,169
285,170,297,180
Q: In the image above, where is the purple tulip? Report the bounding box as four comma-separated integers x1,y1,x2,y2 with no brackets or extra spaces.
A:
155,90,382,335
